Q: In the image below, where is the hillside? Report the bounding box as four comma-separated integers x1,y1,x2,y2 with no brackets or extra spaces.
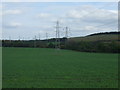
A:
2,31,120,53
65,32,120,53
69,32,119,42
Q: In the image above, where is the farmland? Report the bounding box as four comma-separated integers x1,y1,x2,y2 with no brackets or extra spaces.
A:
2,47,118,88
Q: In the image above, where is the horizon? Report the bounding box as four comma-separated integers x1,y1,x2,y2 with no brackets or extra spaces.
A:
1,2,118,40
1,31,119,40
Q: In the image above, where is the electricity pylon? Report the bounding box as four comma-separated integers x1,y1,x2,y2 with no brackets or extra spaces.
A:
38,33,41,40
46,33,48,40
9,36,11,42
65,27,69,48
55,20,61,49
65,27,68,38
34,35,36,48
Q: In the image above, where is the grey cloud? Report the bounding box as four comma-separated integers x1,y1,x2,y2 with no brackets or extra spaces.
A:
3,22,22,29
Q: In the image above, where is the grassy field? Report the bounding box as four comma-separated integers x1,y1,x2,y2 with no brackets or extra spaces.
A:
2,47,118,88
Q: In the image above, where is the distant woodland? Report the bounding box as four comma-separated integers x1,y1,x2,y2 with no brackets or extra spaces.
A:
2,31,120,53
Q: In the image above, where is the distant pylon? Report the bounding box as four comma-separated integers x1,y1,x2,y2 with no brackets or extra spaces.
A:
19,36,21,41
9,36,11,42
46,33,48,40
39,33,41,40
23,37,24,41
65,27,68,38
64,27,69,48
34,35,36,48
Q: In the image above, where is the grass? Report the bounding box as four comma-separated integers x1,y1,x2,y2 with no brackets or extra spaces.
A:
2,47,118,88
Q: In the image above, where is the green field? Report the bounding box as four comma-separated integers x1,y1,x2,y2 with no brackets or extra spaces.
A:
2,47,118,88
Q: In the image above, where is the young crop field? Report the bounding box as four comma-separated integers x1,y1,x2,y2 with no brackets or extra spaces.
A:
2,47,118,88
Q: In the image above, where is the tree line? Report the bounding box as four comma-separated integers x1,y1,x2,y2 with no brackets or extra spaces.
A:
2,38,120,53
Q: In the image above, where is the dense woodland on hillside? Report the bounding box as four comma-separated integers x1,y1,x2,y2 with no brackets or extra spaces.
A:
88,31,120,36
2,32,120,53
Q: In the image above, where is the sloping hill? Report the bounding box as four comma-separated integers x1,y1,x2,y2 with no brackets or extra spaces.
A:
69,32,119,42
66,32,120,53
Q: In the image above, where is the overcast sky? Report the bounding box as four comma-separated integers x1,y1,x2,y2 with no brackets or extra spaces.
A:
1,2,118,40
